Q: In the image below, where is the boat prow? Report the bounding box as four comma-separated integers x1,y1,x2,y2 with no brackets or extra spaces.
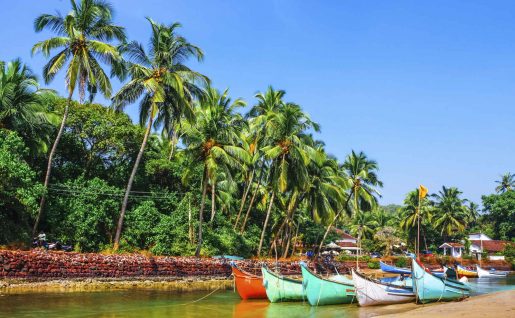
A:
412,259,470,303
351,269,415,306
261,265,304,302
230,262,267,300
300,262,355,306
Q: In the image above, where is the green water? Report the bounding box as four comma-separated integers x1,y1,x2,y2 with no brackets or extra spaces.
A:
0,278,513,318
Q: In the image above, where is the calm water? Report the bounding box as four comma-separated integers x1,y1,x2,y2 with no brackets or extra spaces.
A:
0,278,513,318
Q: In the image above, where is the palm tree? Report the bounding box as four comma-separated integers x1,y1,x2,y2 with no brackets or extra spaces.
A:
340,151,382,260
111,18,207,250
234,87,286,231
182,86,249,256
432,186,469,239
31,0,126,235
304,149,351,256
495,172,514,193
257,103,319,256
399,188,433,251
0,59,57,154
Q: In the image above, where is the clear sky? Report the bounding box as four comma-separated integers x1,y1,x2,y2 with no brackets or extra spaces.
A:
2,0,514,205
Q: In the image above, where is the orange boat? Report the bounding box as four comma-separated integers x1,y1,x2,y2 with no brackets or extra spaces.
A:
231,263,267,300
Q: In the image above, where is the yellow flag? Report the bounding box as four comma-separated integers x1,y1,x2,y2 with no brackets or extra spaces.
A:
419,185,428,199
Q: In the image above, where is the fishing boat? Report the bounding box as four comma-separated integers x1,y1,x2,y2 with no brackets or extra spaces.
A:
300,262,355,306
351,269,415,306
456,264,478,278
230,262,267,300
476,265,508,278
379,261,411,275
261,265,304,302
412,258,470,303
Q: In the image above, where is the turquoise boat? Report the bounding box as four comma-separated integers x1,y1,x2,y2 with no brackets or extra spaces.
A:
300,262,356,306
261,265,304,302
412,258,470,303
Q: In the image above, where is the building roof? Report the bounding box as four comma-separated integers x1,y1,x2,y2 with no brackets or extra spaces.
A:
439,242,464,248
470,240,511,252
336,241,358,248
331,227,357,240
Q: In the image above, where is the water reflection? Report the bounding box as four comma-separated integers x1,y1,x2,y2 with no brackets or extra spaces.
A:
0,277,513,318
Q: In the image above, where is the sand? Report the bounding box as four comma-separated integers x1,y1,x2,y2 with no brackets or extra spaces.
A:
377,290,515,318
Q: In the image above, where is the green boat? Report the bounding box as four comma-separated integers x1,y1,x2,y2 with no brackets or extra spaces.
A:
300,262,356,306
261,265,305,302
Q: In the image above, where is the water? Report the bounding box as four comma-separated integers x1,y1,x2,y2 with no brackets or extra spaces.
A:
0,277,513,318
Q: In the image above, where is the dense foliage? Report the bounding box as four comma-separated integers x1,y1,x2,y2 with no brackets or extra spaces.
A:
0,0,513,259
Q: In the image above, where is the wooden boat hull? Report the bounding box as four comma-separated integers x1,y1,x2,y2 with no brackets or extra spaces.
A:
412,259,470,303
231,264,267,300
379,261,411,275
456,265,478,278
352,270,415,306
300,263,355,306
476,265,508,278
261,266,304,302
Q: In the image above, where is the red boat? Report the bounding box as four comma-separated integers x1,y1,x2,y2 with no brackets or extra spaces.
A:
231,263,267,300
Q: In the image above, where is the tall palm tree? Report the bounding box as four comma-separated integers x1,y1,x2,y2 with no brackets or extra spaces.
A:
234,87,286,231
340,151,382,259
182,86,249,257
111,18,207,250
31,0,126,235
495,172,514,193
0,59,57,154
257,103,319,256
432,186,468,239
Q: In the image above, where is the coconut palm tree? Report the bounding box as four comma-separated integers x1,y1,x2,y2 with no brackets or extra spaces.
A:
257,103,319,256
234,87,286,231
111,18,207,250
495,172,514,193
182,86,249,256
0,59,57,154
31,0,126,235
432,186,469,239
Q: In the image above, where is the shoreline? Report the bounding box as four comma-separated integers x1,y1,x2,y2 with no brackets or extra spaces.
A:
0,277,233,294
377,290,515,318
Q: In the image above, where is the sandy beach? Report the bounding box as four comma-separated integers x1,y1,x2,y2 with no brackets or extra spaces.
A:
378,290,515,318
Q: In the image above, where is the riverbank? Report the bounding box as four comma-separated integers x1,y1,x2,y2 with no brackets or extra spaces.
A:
378,290,515,318
0,277,233,294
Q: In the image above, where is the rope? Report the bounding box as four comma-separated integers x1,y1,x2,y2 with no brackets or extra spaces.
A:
177,285,223,306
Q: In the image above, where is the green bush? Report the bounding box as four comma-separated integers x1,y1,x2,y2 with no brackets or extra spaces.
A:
395,257,408,268
367,259,380,269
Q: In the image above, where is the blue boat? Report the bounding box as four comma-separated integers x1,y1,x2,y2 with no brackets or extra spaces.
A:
379,261,411,275
412,258,470,303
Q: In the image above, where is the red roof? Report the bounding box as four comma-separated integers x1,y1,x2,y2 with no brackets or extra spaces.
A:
336,242,358,248
331,227,357,240
440,242,464,248
471,240,511,252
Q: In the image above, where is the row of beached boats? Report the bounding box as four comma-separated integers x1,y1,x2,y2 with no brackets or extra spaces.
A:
230,259,508,307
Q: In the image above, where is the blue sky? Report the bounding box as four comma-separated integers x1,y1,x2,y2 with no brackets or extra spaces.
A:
2,0,514,205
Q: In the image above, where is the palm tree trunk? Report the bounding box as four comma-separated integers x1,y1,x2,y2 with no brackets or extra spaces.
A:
113,115,154,250
195,167,208,257
233,169,254,230
168,128,178,160
290,222,300,258
210,180,216,222
240,171,264,233
282,225,292,258
188,196,194,244
33,93,72,236
257,191,275,257
316,196,352,256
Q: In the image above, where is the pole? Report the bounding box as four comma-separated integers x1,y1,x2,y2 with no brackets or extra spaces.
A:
416,195,421,259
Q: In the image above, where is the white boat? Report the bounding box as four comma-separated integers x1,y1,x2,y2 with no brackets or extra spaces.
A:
351,269,415,306
476,265,508,278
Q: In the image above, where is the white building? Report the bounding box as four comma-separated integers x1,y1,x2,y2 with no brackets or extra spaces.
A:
331,227,362,255
439,242,464,258
468,233,509,260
